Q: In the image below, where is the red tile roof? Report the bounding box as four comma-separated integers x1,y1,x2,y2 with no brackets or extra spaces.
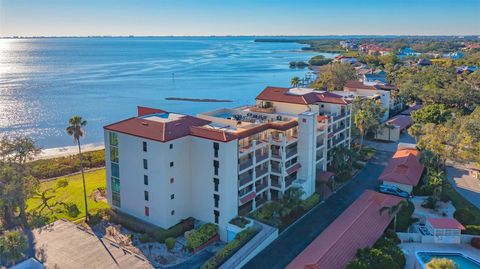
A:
378,148,424,186
344,81,396,91
287,190,403,269
256,86,350,105
427,218,465,230
387,115,413,130
401,105,422,116
105,107,237,142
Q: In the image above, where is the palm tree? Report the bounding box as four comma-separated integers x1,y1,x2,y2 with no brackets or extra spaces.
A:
0,230,28,266
379,200,410,232
290,76,300,88
66,116,89,222
354,110,368,147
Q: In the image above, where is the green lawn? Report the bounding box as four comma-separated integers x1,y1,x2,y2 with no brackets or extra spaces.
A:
442,182,480,225
26,169,109,223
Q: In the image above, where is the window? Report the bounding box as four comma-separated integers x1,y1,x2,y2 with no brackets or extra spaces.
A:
143,159,148,169
109,132,118,146
111,177,120,192
169,144,173,149
170,162,174,167
170,177,174,183
214,194,219,208
213,142,219,158
170,194,175,200
144,191,149,201
110,146,119,163
213,178,219,192
144,206,149,216
111,163,120,178
144,175,148,185
112,192,121,207
213,160,219,176
143,141,147,152
171,210,175,216
214,210,220,224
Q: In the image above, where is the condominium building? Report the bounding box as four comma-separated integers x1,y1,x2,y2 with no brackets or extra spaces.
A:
104,87,352,240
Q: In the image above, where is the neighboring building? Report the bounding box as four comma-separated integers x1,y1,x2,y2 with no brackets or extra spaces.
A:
424,218,465,244
359,44,391,56
333,55,357,64
417,58,432,66
397,47,419,58
363,70,387,84
401,104,422,116
104,87,352,241
456,65,478,74
447,51,464,60
374,115,413,142
378,143,424,193
340,40,358,50
344,80,401,121
286,190,403,269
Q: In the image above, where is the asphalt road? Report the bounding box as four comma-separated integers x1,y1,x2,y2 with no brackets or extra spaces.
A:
242,150,392,269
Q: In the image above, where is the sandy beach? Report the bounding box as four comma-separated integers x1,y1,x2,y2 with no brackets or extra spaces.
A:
34,143,105,160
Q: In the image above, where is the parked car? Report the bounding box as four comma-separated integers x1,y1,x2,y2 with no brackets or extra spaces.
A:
378,184,410,198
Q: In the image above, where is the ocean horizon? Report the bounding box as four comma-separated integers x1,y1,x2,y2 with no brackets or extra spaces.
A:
0,36,335,149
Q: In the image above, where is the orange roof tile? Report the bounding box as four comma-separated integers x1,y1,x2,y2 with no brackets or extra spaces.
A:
427,218,465,230
287,190,403,269
378,148,424,186
256,86,350,105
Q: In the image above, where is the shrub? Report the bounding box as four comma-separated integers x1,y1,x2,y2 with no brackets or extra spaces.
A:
201,228,257,269
465,225,480,235
422,196,438,210
229,217,250,228
396,201,415,232
383,229,401,244
64,202,80,218
346,237,404,269
309,55,333,66
302,193,320,211
454,208,476,225
165,237,176,251
186,223,218,250
426,258,458,269
139,233,154,243
153,224,185,243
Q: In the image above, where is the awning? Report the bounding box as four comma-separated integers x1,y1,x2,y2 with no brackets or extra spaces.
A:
240,192,256,204
287,163,302,174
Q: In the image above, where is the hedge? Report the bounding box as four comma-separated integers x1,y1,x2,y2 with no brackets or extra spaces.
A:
201,228,258,269
302,193,320,211
186,223,218,250
465,225,480,235
28,149,105,179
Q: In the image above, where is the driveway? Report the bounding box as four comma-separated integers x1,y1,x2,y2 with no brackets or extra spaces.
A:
365,132,416,153
446,165,480,209
242,150,392,269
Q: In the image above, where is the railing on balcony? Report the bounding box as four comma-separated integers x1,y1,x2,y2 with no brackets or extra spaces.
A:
249,106,276,114
286,149,298,159
239,159,253,171
271,180,281,188
255,167,268,178
271,151,281,159
271,165,281,174
316,139,324,148
238,173,253,187
255,153,269,163
255,196,268,207
332,113,346,122
255,181,268,193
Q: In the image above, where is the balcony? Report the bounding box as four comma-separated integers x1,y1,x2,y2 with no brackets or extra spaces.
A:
255,181,268,193
238,173,253,187
255,196,268,208
239,159,253,171
255,153,269,163
332,113,347,122
271,180,281,188
255,167,269,178
249,105,276,114
285,149,298,159
316,139,324,148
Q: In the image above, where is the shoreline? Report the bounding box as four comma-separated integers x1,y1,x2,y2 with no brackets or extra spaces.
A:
165,97,233,102
34,143,105,161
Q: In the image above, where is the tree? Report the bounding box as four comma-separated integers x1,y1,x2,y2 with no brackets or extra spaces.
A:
411,104,452,125
379,200,410,232
290,76,300,87
353,98,385,147
66,116,89,222
314,62,357,91
0,230,28,266
0,137,39,227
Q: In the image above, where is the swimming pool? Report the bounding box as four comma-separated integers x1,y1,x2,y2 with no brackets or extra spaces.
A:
416,251,480,269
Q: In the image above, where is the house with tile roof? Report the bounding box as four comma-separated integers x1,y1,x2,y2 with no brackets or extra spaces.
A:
378,143,424,193
103,86,352,241
287,190,404,269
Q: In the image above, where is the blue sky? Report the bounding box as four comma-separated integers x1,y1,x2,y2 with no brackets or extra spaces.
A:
1,0,479,36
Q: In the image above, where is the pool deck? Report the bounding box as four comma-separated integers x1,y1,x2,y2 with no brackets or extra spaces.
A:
401,243,480,269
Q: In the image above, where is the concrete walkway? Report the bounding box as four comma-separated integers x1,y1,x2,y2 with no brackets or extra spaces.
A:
446,165,480,209
242,150,393,269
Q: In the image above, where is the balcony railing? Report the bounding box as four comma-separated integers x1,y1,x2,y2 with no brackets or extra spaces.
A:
316,140,324,148
255,167,268,178
238,174,253,187
271,180,281,188
239,159,253,171
286,149,298,159
255,196,268,207
256,153,269,163
271,152,281,159
271,166,281,174
255,181,268,192
249,106,276,114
